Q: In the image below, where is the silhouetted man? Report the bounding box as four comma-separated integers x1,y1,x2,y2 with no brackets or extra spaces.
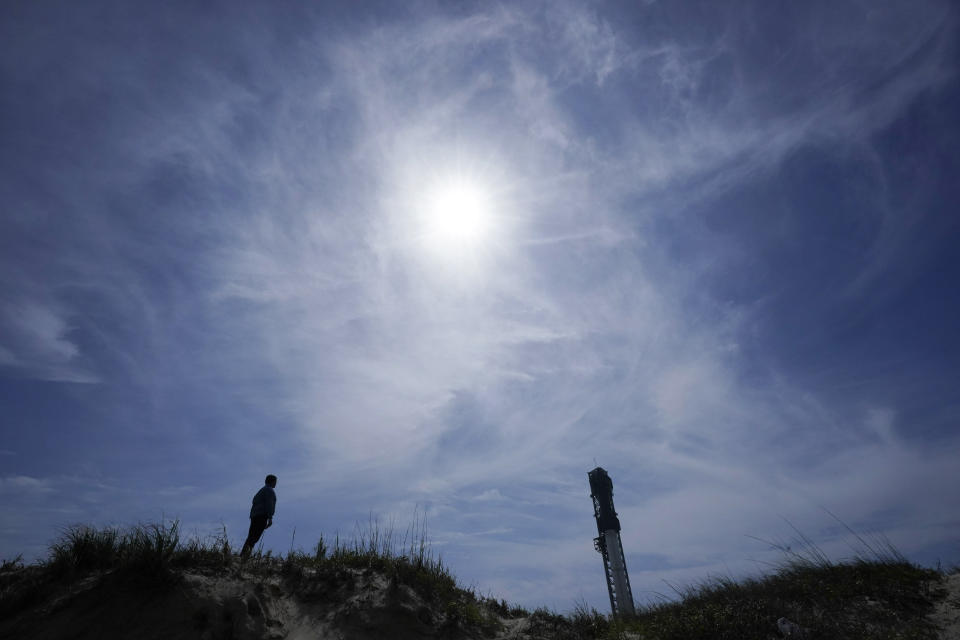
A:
240,474,277,559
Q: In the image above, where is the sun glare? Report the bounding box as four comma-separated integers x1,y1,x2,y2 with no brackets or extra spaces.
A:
422,179,492,249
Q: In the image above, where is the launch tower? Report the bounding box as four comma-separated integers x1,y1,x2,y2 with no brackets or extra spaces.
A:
588,467,635,617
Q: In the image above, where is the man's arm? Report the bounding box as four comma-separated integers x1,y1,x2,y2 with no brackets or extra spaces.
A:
267,488,276,526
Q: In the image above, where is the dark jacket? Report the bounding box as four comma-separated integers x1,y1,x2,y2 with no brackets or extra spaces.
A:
250,485,276,519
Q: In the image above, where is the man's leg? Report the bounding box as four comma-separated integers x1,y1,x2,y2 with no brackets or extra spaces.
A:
241,516,268,559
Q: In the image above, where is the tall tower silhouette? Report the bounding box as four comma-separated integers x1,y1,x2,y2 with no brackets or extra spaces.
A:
588,467,635,617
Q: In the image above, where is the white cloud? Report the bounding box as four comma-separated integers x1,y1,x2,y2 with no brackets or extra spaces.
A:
0,475,57,494
0,300,98,383
175,2,959,608
473,489,506,502
545,4,624,85
3,0,956,610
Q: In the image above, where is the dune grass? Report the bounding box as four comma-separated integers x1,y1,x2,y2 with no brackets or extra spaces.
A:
624,558,942,640
547,529,948,640
0,520,232,620
278,514,461,604
276,514,507,634
46,521,202,581
449,529,949,640
0,517,503,635
0,518,951,639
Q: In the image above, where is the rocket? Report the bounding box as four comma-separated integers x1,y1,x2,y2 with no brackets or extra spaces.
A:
588,467,636,617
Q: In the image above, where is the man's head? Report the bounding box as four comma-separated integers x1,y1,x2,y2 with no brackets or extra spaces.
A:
265,474,277,488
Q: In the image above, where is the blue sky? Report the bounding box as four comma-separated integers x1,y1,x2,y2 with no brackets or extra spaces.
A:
1,0,959,612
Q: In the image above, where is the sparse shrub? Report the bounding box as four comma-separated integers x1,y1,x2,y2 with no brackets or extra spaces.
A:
523,607,579,639
287,515,463,607
172,524,233,572
42,520,239,585
122,521,181,580
48,525,121,578
570,602,611,639
479,595,516,618
4,515,948,640
624,556,942,640
445,599,481,624
0,555,24,573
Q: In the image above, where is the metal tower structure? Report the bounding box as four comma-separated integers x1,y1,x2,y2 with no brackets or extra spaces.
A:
588,467,636,617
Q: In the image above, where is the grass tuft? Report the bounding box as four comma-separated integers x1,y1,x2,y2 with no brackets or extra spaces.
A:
279,512,463,607
616,530,946,640
1,517,951,640
623,557,941,640
48,525,121,579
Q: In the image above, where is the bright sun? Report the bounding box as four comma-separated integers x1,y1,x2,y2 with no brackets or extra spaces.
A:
422,179,492,249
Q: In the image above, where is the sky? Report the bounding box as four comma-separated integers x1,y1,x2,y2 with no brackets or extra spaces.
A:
1,0,959,613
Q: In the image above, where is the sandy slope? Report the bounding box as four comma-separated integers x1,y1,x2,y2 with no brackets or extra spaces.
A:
0,565,522,640
3,565,958,639
931,572,960,640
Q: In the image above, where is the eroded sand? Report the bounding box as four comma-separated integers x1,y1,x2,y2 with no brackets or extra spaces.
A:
930,572,960,640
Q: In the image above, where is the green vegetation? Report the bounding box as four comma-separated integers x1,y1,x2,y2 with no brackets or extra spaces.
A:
0,519,952,639
46,521,213,581
279,517,460,603
0,517,502,635
624,558,943,640
512,533,950,640
467,556,946,640
0,521,233,621
278,515,505,635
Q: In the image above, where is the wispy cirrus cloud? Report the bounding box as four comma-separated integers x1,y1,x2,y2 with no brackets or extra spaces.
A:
0,300,97,383
1,0,957,612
